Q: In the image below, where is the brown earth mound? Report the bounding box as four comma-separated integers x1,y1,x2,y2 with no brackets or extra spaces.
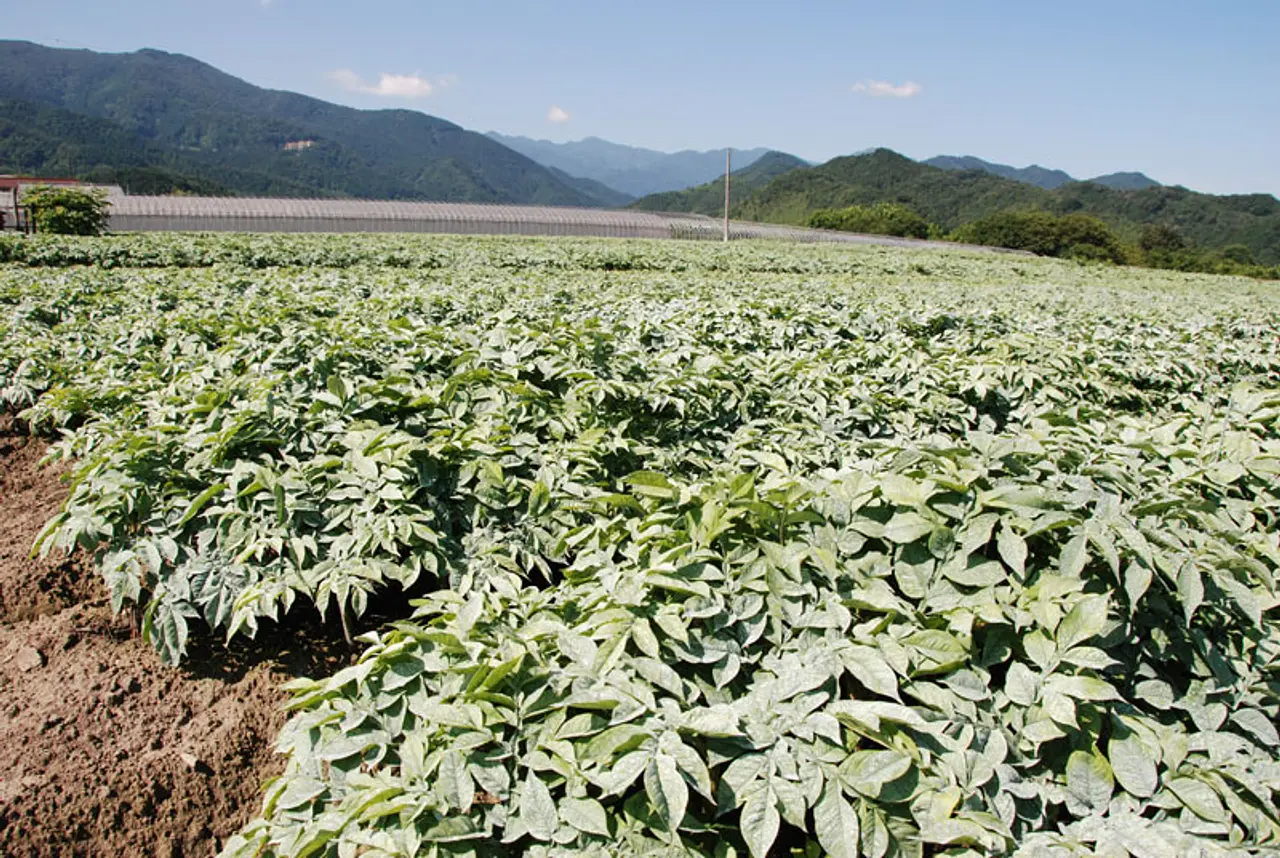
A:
0,433,97,621
0,430,352,858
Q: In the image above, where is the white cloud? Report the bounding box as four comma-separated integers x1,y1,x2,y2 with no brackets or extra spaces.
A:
328,69,444,99
547,105,571,124
852,80,922,99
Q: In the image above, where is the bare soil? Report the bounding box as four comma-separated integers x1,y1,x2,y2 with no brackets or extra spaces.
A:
0,430,353,858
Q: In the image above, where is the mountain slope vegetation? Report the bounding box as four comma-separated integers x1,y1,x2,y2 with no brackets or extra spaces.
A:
629,151,808,215
0,40,609,205
739,150,1280,264
925,155,1075,190
926,155,1162,192
0,98,319,196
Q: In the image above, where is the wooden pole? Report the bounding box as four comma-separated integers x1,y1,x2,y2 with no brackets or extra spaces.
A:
723,148,731,243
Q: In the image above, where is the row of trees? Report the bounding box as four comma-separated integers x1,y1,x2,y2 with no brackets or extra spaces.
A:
809,203,1280,280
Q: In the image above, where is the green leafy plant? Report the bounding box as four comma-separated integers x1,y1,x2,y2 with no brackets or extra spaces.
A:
2,233,1278,856
21,185,111,236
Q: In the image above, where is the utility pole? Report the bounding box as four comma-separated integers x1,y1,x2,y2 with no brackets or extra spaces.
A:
723,148,731,243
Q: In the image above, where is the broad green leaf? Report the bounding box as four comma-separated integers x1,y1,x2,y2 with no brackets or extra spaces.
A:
518,771,558,842
904,629,968,675
841,751,913,798
740,789,781,858
879,474,934,507
1178,563,1204,626
645,753,688,832
1057,595,1108,650
1107,811,1179,858
1231,708,1280,748
1004,662,1039,707
1109,732,1158,799
884,512,936,544
721,753,769,802
679,705,742,737
841,645,901,700
1023,630,1056,672
1165,777,1227,823
860,802,892,858
624,471,677,499
437,750,474,812
1066,750,1114,812
1044,675,1119,702
814,781,860,858
561,797,610,837
1124,562,1152,606
177,482,226,527
829,701,926,732
944,559,1006,588
1059,534,1088,577
593,751,649,796
996,524,1027,577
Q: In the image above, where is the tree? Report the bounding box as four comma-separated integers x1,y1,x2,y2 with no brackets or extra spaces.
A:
1221,244,1256,266
1138,223,1187,254
953,211,1126,263
952,211,1062,256
808,202,931,239
21,185,111,236
1056,214,1128,264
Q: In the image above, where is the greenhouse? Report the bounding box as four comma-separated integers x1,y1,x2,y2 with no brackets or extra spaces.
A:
102,193,964,247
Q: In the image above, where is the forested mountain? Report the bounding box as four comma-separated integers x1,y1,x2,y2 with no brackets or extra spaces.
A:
545,167,635,207
0,98,317,196
737,149,1280,264
629,151,808,215
925,155,1162,192
1090,171,1162,191
486,133,774,197
924,156,1075,190
0,40,611,205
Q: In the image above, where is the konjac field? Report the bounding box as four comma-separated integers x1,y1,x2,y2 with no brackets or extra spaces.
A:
1,233,1278,858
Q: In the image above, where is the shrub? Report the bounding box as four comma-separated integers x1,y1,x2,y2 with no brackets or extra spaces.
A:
808,203,932,239
1138,223,1187,255
954,211,1126,263
1220,244,1256,266
1055,214,1128,264
952,211,1063,257
22,185,111,236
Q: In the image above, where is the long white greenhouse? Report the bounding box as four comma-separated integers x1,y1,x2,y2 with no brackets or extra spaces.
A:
102,193,970,249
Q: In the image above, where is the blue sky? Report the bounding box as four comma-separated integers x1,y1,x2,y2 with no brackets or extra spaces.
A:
7,0,1279,195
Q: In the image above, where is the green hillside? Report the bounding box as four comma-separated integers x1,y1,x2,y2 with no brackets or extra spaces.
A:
0,98,324,196
925,155,1073,189
737,150,1280,264
629,151,808,215
1089,171,1162,191
0,40,608,205
546,167,635,207
925,155,1162,192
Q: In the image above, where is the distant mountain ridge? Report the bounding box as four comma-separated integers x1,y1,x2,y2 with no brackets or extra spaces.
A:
0,40,614,205
629,152,809,215
1089,171,1162,191
487,133,774,198
736,149,1279,265
925,155,1161,191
